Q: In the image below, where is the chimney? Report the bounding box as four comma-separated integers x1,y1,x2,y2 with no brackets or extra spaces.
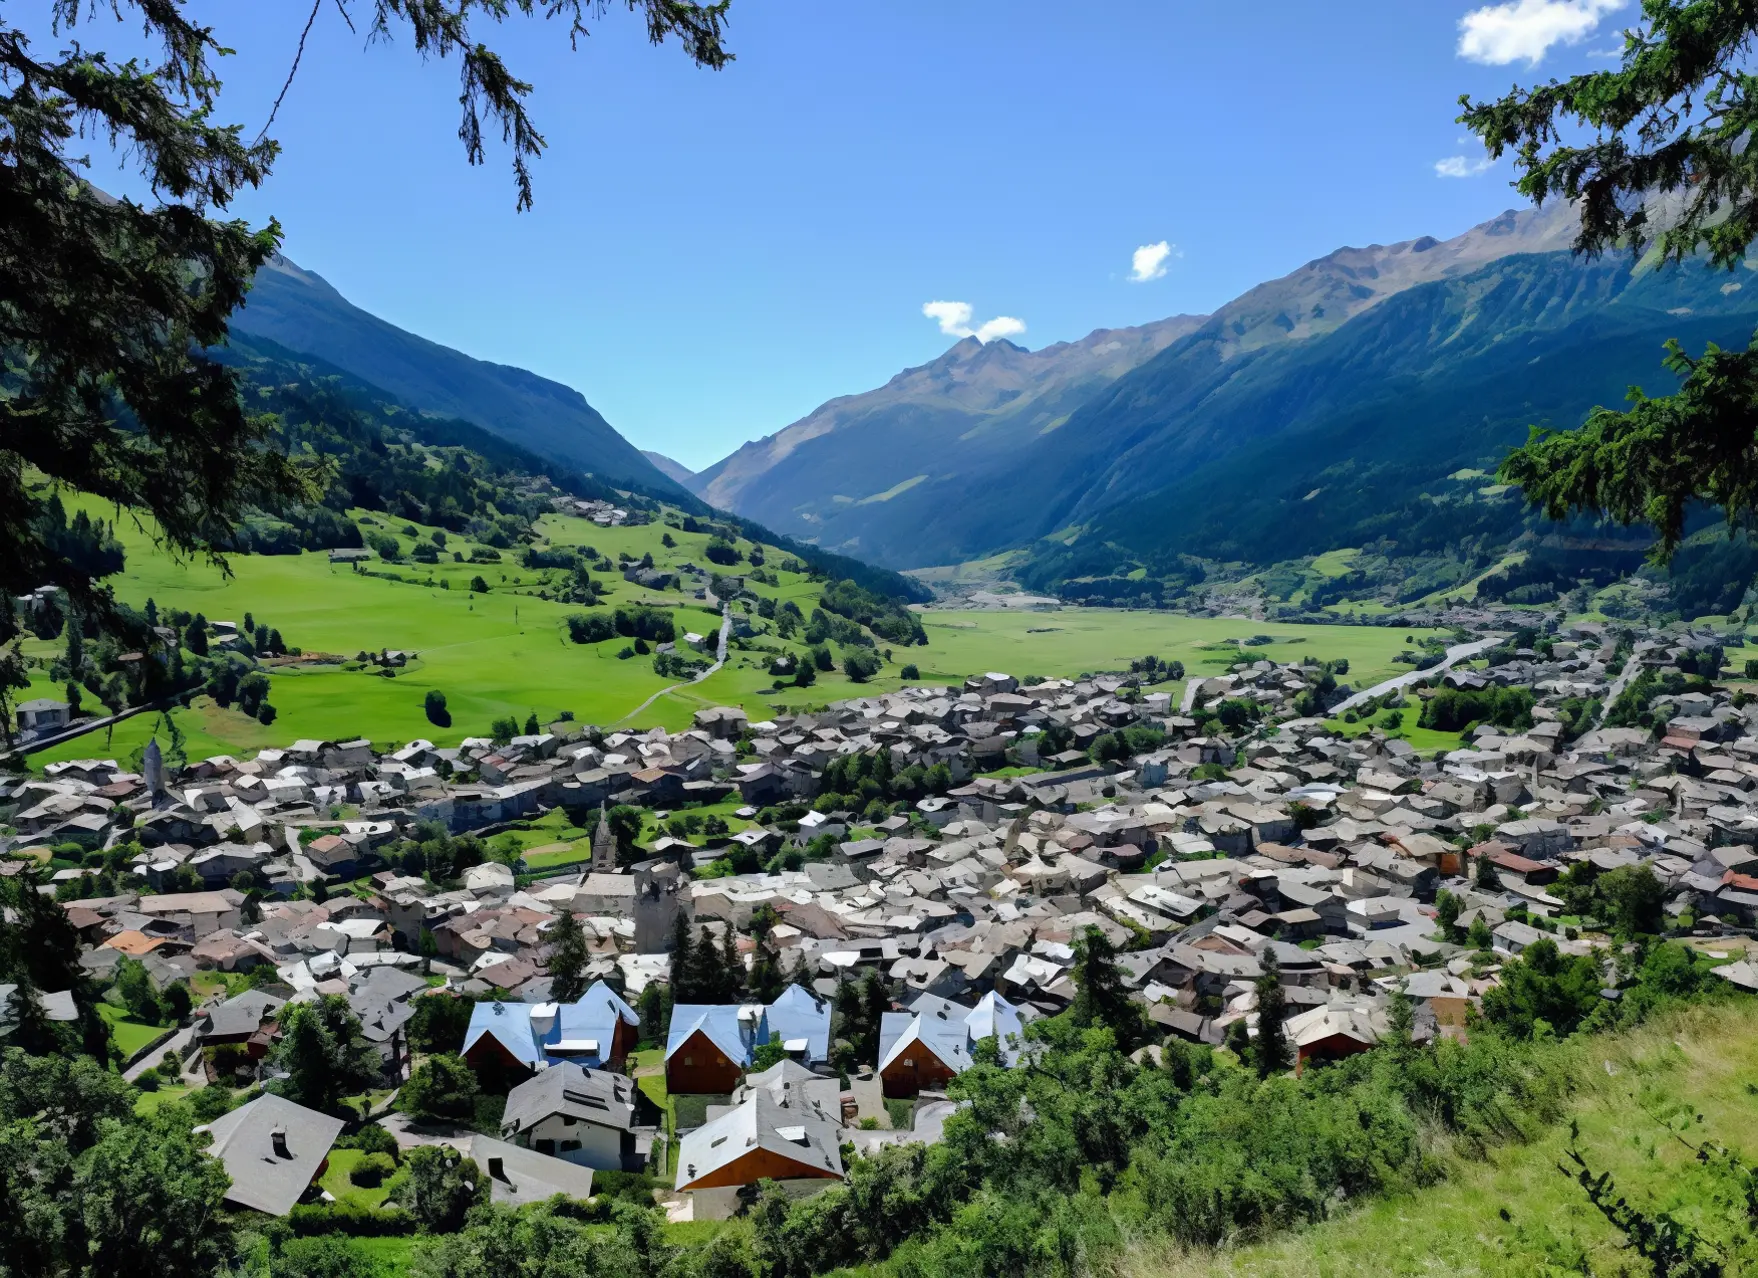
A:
270,1127,291,1159
488,1157,505,1182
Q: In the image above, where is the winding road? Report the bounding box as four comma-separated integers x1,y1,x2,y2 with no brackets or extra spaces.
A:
1596,652,1642,727
615,602,732,724
1328,635,1502,714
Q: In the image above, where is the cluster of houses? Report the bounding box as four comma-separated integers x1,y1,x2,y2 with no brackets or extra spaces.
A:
7,617,1758,1220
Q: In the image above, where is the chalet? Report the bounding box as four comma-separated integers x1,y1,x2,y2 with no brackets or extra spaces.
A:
760,984,833,1069
876,990,1025,1098
500,1061,645,1171
460,982,640,1079
198,1094,345,1216
665,1003,753,1095
1285,1000,1380,1075
674,1090,843,1220
15,698,71,735
467,1134,598,1206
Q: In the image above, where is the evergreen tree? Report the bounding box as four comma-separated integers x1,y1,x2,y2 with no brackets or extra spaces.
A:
63,613,84,680
547,909,589,1003
1475,852,1503,891
696,925,723,1002
720,924,744,1001
1255,948,1290,1078
1461,5,1758,556
750,934,785,1004
1069,924,1148,1050
670,913,697,1003
1386,984,1415,1056
1468,915,1494,951
1436,888,1462,936
524,711,540,736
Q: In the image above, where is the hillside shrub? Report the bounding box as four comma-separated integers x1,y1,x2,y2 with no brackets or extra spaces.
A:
566,612,616,644
423,690,450,728
285,1202,416,1237
842,649,882,682
613,606,675,643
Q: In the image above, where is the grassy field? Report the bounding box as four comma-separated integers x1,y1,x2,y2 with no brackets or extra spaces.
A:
24,496,1445,767
319,1148,400,1209
1127,999,1758,1277
99,1003,167,1060
1322,713,1467,755
132,1084,188,1116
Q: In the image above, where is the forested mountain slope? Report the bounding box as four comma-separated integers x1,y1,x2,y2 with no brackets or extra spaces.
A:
695,203,1579,565
230,255,687,499
1016,251,1758,603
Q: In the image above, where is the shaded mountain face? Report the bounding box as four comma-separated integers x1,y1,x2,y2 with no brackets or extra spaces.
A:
641,450,698,487
693,204,1583,566
1014,251,1758,600
692,315,1205,529
230,255,686,498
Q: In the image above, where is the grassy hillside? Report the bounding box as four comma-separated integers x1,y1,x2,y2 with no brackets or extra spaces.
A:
23,497,1443,765
1128,996,1758,1277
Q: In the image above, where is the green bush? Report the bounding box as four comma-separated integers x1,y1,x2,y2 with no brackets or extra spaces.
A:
349,1151,397,1188
272,1236,384,1278
285,1202,416,1236
335,1122,400,1158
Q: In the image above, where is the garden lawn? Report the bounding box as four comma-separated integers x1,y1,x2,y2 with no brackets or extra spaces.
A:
132,1085,188,1116
99,1003,167,1060
1323,715,1466,755
349,1236,416,1276
319,1148,399,1209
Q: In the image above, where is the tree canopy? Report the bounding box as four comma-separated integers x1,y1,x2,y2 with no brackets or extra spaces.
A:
0,0,732,620
1460,0,1758,556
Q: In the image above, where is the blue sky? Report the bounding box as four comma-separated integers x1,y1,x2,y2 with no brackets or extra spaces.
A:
60,0,1632,469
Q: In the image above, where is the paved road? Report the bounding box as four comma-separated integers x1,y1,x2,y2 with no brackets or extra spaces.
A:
123,1024,193,1081
615,603,733,724
1329,636,1502,714
1596,653,1642,727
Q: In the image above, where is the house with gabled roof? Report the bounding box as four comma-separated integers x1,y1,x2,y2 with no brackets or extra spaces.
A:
876,990,1026,1098
500,1061,645,1171
675,1089,844,1220
198,1093,345,1216
665,1003,754,1095
761,984,832,1068
460,981,640,1080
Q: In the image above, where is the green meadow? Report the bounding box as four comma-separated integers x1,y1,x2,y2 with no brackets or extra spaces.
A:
26,499,1443,767
1127,997,1758,1277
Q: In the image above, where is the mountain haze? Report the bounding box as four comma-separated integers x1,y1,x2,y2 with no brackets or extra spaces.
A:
694,203,1582,565
641,450,699,487
231,255,687,499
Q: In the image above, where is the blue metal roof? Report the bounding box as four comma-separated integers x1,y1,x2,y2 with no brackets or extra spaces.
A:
462,981,639,1071
665,1003,752,1068
762,985,832,1063
462,999,545,1068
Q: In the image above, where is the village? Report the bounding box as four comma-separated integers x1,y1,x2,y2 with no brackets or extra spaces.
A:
5,613,1758,1228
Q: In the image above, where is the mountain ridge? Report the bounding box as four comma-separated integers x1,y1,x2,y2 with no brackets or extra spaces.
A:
230,254,688,500
690,202,1582,563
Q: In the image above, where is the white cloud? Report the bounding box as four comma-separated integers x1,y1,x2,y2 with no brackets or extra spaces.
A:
922,300,1026,344
1129,240,1177,283
1435,154,1494,178
1457,0,1624,66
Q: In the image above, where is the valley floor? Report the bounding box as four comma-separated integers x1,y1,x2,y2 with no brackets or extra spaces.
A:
23,498,1446,765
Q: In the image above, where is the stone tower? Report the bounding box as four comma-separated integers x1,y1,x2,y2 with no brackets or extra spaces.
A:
143,737,165,798
590,803,617,873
